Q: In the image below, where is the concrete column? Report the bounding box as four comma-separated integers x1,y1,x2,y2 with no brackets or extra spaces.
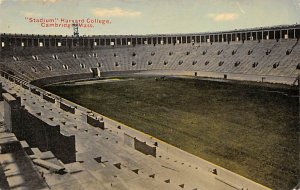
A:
87,37,90,48
294,29,296,38
3,93,22,137
0,82,2,101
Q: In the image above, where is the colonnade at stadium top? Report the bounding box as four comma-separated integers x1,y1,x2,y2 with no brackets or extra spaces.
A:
1,24,300,49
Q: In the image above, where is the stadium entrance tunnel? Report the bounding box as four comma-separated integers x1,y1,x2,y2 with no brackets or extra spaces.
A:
90,68,101,77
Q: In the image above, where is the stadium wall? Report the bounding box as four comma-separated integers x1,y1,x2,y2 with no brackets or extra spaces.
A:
1,24,299,50
30,73,93,86
2,89,76,164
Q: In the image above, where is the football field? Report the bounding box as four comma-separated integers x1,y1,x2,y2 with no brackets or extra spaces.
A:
44,77,299,190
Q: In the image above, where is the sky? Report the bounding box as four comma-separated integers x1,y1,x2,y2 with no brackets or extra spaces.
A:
0,0,299,36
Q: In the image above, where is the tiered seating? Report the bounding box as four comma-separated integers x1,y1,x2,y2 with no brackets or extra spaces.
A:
1,39,299,83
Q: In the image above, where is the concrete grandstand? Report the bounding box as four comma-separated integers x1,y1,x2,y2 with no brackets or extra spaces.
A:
1,24,300,84
0,24,299,190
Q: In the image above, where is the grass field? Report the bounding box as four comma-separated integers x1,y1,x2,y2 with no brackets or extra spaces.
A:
44,77,299,190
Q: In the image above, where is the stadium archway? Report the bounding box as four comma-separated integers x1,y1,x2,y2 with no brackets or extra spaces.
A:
90,68,101,77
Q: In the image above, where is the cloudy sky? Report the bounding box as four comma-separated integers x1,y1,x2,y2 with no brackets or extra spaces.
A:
0,0,299,35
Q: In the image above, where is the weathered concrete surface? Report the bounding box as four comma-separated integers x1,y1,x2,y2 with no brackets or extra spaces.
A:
0,101,49,190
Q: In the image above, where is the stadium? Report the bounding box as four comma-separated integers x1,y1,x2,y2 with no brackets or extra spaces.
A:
0,1,299,190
